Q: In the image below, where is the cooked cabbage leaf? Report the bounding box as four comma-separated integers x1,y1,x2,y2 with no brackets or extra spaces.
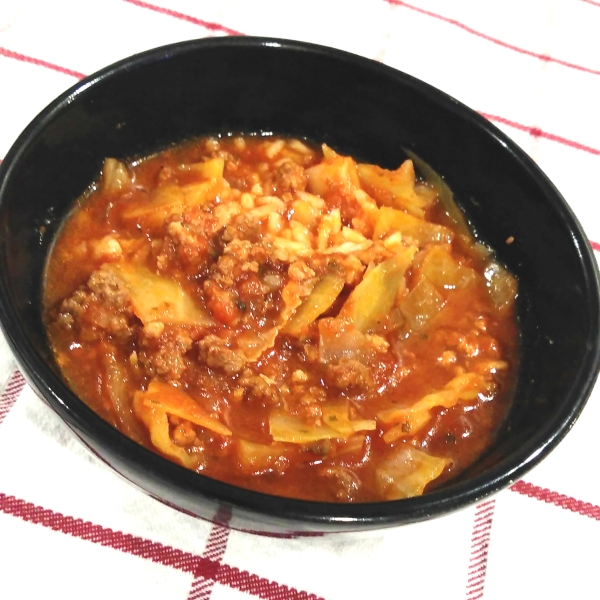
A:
284,273,345,337
236,439,290,475
484,260,518,311
322,404,377,437
270,403,375,444
400,277,445,332
122,158,227,228
405,150,472,239
101,158,131,192
105,262,212,327
306,146,361,197
375,445,450,499
139,379,231,437
318,318,378,364
419,245,475,290
378,372,489,442
357,160,433,219
132,379,233,469
373,206,454,245
132,394,198,468
339,246,417,333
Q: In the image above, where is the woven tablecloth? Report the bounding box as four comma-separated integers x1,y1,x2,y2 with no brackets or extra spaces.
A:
1,1,599,598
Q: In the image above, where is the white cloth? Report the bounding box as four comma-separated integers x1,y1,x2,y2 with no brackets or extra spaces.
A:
1,1,599,598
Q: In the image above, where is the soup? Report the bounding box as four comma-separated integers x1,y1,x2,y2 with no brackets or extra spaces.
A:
44,135,519,502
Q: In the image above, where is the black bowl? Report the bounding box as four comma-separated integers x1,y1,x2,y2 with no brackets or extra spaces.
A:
0,37,599,535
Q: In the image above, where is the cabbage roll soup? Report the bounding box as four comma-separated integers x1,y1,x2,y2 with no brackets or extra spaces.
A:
44,135,520,502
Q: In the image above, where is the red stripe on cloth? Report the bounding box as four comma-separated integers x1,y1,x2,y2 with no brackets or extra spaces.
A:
511,480,600,520
0,492,198,570
0,370,26,427
0,493,324,600
122,0,243,36
480,112,600,156
216,563,322,600
187,508,231,600
590,240,600,253
384,0,600,77
465,499,496,599
581,0,600,6
0,47,85,79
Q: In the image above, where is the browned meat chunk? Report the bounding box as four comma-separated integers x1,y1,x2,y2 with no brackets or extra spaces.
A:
57,268,135,339
138,327,194,380
87,268,130,306
198,334,246,375
326,358,374,389
272,161,308,193
238,368,281,402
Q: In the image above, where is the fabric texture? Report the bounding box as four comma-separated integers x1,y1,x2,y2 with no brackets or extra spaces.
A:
0,1,599,598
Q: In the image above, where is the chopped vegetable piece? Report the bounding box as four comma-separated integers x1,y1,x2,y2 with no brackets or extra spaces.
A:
103,349,144,443
322,403,376,436
306,147,361,197
284,273,345,337
318,318,378,364
419,245,475,290
339,246,417,333
378,373,489,442
357,160,433,219
338,434,367,456
105,262,212,327
405,150,473,238
235,278,316,362
375,445,451,499
140,379,232,437
101,158,131,192
186,157,225,180
292,199,321,226
484,260,518,311
373,206,454,245
132,390,198,469
122,177,226,228
270,412,344,443
400,277,445,331
236,439,290,475
270,404,374,444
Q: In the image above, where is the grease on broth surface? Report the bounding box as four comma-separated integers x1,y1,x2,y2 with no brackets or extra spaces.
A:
44,135,519,502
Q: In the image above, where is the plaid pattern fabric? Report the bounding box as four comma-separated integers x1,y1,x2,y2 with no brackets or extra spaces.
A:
1,2,599,598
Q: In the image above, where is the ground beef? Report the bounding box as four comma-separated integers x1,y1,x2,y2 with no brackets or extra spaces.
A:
320,466,361,501
288,261,316,282
222,239,268,272
271,161,308,193
87,268,130,307
325,358,374,389
138,326,194,380
198,334,247,375
222,213,262,243
238,368,281,402
58,268,135,339
223,239,252,262
155,211,218,274
213,254,239,288
238,275,271,304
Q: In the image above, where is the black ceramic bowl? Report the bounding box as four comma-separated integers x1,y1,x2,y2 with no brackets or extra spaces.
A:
0,37,599,535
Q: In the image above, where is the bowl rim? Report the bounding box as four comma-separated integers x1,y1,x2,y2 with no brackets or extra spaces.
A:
1,35,599,528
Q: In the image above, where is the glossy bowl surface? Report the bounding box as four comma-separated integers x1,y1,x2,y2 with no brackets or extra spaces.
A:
0,37,599,534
